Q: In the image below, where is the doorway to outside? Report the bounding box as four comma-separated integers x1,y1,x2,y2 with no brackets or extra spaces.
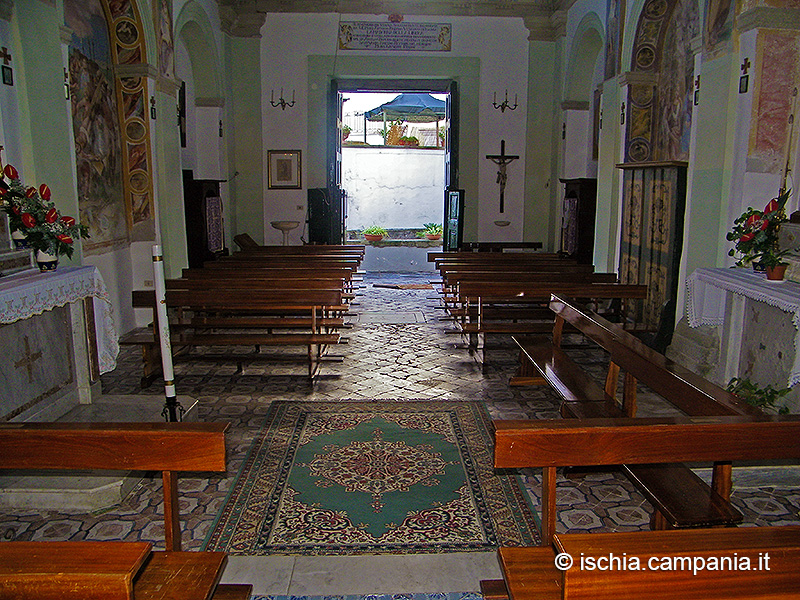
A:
323,79,459,271
341,90,447,241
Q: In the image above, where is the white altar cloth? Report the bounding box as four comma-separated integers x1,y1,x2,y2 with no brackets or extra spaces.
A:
686,267,800,386
0,266,118,373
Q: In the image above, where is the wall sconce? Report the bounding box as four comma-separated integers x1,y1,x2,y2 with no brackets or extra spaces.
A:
150,96,156,120
492,89,517,112
270,88,295,110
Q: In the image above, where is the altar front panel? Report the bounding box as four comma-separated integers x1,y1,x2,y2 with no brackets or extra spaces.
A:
1,305,78,421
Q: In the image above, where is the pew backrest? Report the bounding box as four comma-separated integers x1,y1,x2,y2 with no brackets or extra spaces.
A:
0,422,228,551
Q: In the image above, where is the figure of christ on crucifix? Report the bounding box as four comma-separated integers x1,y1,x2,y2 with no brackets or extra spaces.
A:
486,139,519,213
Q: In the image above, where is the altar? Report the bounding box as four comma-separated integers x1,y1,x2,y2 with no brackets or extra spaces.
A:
683,267,800,413
0,266,118,422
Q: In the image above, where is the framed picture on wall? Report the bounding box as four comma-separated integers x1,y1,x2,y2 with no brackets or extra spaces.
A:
268,150,301,189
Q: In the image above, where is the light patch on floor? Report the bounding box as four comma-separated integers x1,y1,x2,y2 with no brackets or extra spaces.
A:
352,311,427,324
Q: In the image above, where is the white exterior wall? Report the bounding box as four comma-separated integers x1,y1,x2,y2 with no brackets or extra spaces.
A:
343,147,445,230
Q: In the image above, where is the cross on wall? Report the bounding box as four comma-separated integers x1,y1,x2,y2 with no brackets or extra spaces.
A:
14,336,42,384
0,47,11,65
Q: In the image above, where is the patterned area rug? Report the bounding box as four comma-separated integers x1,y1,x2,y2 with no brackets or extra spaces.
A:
204,401,539,555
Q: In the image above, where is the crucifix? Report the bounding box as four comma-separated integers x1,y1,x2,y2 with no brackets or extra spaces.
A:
486,139,519,213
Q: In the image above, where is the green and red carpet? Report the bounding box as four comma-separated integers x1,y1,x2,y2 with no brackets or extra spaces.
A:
204,401,539,555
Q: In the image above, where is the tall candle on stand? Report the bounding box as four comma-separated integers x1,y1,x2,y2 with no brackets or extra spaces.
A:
152,245,183,421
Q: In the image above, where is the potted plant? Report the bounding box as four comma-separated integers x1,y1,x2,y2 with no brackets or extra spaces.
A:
727,377,791,415
726,190,796,279
417,222,443,240
363,225,388,242
0,163,89,271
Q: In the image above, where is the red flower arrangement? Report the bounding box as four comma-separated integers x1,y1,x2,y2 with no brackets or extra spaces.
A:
726,190,795,268
0,163,89,259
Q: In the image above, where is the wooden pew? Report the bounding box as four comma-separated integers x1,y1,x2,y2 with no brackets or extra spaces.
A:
510,295,766,535
128,287,345,383
492,416,800,546
495,527,800,600
450,281,647,368
0,422,250,599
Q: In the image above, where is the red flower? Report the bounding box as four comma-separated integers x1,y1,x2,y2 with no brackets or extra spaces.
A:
3,164,18,180
739,232,755,243
25,187,36,198
21,213,36,228
56,234,73,244
39,184,51,200
11,205,20,215
60,215,75,227
745,213,768,231
45,207,58,223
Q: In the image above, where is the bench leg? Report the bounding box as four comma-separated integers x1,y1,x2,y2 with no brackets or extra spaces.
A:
541,466,557,546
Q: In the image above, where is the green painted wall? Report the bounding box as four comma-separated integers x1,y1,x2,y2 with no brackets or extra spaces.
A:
594,80,623,273
227,36,265,243
15,2,81,265
524,39,560,250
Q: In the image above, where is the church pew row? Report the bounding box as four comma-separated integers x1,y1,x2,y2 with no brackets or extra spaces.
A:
128,286,346,383
492,415,800,547
510,295,767,541
0,422,251,600
491,527,800,600
444,280,647,369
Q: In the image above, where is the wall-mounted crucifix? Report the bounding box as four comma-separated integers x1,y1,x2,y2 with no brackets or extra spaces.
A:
486,139,519,213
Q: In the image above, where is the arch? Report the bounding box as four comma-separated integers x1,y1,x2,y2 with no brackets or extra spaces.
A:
564,13,604,103
624,0,700,162
174,1,222,100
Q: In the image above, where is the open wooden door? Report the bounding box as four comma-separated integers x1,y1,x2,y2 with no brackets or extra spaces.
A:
443,80,462,251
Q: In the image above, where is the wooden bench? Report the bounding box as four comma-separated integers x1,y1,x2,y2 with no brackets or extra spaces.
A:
511,295,765,535
492,415,800,546
450,281,647,369
0,422,250,599
128,287,345,383
493,526,800,600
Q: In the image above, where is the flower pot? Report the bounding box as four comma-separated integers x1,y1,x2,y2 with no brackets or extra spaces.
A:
765,263,788,281
35,250,58,272
11,230,30,249
364,234,384,242
425,234,442,240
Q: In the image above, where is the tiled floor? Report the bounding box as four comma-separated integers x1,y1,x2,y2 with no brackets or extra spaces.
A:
1,271,798,596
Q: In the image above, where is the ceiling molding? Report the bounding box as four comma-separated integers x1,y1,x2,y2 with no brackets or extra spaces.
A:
217,0,562,32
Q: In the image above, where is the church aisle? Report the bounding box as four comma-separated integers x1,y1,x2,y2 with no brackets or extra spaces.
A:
0,271,797,596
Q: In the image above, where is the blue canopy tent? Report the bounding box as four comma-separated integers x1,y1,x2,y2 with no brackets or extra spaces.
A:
364,92,446,122
364,93,446,145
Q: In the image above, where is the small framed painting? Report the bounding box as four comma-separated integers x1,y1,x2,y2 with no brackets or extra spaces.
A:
268,150,301,189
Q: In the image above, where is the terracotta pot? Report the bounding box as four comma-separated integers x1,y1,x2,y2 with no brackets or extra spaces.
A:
425,234,442,240
364,234,384,242
765,263,788,281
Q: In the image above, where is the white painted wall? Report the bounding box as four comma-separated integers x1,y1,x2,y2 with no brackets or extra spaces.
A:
343,147,445,230
258,13,530,245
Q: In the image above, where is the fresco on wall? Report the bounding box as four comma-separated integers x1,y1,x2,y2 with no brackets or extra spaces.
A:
604,0,623,80
156,0,175,79
65,0,129,254
748,31,800,174
653,0,698,162
704,0,733,59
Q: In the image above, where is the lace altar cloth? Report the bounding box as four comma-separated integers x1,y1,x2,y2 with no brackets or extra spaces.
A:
0,266,118,373
686,267,800,387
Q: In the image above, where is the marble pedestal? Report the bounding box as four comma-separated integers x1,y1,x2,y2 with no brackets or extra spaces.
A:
0,394,198,512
